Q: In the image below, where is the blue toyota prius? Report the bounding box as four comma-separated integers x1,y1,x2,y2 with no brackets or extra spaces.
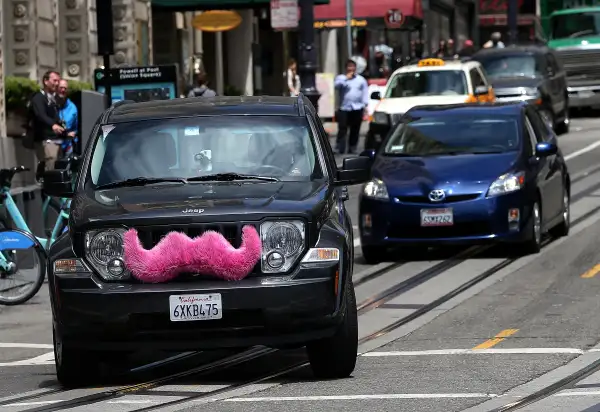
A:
358,102,570,263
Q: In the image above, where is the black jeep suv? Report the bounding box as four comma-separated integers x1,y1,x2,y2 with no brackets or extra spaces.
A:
42,95,371,387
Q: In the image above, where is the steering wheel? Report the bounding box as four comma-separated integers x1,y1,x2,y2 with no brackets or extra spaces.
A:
254,165,287,176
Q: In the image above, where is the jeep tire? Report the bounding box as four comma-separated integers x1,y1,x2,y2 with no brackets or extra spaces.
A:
306,279,358,379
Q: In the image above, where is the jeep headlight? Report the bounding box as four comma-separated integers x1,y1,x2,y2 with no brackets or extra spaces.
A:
260,221,305,273
84,228,130,281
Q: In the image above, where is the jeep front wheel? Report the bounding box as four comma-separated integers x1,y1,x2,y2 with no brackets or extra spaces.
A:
306,280,358,379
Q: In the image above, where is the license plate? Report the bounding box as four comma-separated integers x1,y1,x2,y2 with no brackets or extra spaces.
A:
420,208,453,226
169,294,222,322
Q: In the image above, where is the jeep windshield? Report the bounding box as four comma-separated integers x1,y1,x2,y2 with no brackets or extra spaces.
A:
87,116,325,189
551,11,600,39
384,70,468,98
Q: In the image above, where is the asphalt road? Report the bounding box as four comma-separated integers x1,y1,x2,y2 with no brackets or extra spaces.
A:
4,116,600,411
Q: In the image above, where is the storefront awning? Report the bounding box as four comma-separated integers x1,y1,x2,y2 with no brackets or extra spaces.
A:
314,0,423,21
152,0,329,10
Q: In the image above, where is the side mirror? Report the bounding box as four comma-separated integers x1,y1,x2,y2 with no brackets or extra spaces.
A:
42,170,74,198
474,85,489,96
370,91,381,100
360,149,376,160
335,156,372,186
535,142,558,157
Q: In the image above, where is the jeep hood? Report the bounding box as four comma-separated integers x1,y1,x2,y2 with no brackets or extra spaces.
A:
69,181,329,230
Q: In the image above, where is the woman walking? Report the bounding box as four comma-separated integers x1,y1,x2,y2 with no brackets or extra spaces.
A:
287,59,301,96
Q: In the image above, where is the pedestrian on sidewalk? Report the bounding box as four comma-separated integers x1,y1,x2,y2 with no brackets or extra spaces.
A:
334,59,369,155
56,79,78,156
187,72,217,98
24,70,64,175
286,59,301,96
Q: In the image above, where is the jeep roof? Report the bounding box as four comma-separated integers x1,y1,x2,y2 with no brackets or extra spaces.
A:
103,95,314,124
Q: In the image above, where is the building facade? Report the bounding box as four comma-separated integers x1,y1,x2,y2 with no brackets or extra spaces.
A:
0,0,154,186
0,0,152,84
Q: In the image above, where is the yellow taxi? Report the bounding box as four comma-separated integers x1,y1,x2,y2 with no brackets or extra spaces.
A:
365,58,495,150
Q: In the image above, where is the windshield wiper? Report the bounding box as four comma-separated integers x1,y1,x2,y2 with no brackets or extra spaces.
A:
95,177,187,190
187,173,279,182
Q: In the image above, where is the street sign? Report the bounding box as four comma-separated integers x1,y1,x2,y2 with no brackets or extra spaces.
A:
270,0,299,30
385,9,404,28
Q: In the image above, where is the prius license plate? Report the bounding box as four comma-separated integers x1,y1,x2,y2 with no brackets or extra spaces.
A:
420,208,453,227
169,293,222,321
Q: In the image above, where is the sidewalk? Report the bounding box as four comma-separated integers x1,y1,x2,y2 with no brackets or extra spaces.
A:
322,121,369,155
322,121,369,137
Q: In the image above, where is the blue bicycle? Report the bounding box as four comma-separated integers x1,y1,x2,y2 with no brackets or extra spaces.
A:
0,162,73,305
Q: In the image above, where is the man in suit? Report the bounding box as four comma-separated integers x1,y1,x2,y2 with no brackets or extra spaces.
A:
27,70,65,173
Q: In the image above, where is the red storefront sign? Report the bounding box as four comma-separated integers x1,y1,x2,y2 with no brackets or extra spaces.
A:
479,0,534,15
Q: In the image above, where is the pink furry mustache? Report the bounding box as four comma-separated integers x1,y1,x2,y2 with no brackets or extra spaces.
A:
123,225,262,283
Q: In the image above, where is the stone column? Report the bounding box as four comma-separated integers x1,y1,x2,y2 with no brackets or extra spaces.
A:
226,9,253,95
3,0,59,79
58,0,102,83
112,0,153,66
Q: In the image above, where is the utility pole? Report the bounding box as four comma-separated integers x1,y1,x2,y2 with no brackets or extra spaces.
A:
298,0,321,111
96,0,115,108
345,0,353,57
507,0,518,44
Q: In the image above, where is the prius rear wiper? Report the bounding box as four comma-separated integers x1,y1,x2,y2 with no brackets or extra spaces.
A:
187,173,279,182
95,177,187,190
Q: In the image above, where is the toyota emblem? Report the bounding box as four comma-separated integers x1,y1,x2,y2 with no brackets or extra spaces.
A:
428,189,446,202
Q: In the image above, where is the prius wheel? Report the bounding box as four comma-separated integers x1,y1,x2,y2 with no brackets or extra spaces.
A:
361,245,388,264
306,280,358,379
550,189,570,238
519,201,542,255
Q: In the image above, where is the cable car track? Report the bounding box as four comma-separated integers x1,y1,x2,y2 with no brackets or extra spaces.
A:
9,165,600,411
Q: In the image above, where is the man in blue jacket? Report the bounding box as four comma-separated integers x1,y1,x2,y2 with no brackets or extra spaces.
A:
334,59,369,154
56,79,78,156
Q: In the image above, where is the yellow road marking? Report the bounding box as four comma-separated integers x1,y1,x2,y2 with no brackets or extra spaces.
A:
581,263,600,278
472,329,519,350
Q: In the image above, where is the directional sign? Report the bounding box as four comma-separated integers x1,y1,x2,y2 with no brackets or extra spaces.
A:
271,0,299,30
385,9,404,28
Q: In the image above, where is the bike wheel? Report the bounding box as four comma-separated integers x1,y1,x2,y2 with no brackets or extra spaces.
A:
0,224,47,306
44,198,63,238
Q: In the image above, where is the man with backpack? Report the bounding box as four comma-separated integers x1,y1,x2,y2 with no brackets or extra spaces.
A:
187,72,217,98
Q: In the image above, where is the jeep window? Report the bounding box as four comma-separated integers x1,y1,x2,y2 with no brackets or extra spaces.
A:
384,70,468,98
477,54,543,79
88,116,324,187
551,12,600,39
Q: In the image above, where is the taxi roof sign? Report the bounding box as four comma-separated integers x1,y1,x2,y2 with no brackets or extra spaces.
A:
417,58,446,67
